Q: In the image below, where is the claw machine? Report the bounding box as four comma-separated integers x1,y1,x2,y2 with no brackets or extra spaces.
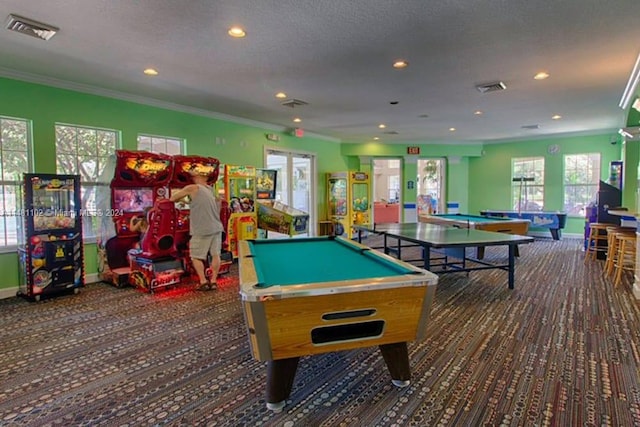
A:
219,165,258,257
17,174,84,301
327,171,371,239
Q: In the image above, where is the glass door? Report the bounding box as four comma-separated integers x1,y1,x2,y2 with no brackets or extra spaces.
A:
265,148,316,237
417,158,446,215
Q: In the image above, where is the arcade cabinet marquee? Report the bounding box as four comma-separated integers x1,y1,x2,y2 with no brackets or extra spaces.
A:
97,150,230,293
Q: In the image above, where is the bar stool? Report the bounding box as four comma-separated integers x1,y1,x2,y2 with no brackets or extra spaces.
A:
604,226,621,275
614,232,637,287
605,226,636,276
584,222,610,263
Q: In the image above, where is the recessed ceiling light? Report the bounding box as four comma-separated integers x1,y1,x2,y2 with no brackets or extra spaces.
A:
474,110,483,115
552,114,562,120
143,68,158,76
393,60,409,69
378,124,386,129
373,137,380,141
228,26,246,38
293,117,302,123
275,92,287,99
534,71,550,80
449,127,456,132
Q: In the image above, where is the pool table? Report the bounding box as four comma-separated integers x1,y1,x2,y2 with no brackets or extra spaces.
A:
480,210,568,240
238,237,438,411
418,213,530,258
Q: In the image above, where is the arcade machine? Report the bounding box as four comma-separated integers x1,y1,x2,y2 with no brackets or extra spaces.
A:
17,174,84,301
327,171,371,239
98,150,175,290
220,164,258,257
256,169,310,237
169,155,232,276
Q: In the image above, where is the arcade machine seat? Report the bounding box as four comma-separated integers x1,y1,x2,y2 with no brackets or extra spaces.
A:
129,199,185,292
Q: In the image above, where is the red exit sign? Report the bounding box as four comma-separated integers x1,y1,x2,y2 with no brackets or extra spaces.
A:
407,146,420,155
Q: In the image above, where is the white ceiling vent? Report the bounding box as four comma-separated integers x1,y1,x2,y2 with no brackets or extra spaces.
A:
281,99,308,108
5,14,58,41
476,81,506,93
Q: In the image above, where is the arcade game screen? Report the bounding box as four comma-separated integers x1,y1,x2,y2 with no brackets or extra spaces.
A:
113,188,154,213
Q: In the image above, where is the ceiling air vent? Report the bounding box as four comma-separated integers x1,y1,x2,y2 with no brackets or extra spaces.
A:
383,131,399,135
281,99,308,108
476,81,506,94
522,124,540,130
6,14,59,41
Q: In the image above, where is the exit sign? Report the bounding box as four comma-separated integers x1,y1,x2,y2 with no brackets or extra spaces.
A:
407,146,420,155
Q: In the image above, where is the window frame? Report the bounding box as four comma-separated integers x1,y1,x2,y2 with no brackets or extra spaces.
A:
0,116,33,252
137,134,184,154
563,152,601,217
511,157,545,212
55,123,120,242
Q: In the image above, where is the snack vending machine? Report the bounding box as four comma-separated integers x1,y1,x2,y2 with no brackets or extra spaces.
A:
17,173,83,301
220,164,257,257
327,171,371,239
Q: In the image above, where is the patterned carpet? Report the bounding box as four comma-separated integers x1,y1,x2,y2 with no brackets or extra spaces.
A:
1,237,640,426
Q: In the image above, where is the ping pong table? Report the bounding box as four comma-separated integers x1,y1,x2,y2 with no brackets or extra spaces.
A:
355,222,534,289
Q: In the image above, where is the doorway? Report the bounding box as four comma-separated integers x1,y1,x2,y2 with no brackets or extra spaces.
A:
372,159,402,223
265,147,316,237
417,158,446,215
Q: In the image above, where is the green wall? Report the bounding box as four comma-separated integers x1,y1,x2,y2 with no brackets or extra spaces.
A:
0,76,348,291
0,75,636,293
469,134,622,234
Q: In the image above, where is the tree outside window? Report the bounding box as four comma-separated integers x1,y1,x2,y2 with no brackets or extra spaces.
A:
564,153,601,216
512,157,544,211
0,116,32,247
55,124,118,239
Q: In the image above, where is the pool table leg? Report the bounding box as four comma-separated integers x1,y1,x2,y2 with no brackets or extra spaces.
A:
550,228,560,240
379,342,411,387
266,357,300,411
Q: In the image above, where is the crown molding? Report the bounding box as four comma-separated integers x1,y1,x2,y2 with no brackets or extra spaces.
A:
0,67,340,143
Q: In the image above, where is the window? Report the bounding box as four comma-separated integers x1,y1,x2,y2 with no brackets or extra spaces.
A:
55,124,119,239
388,176,400,202
564,153,601,216
0,116,32,247
512,157,544,211
137,134,183,154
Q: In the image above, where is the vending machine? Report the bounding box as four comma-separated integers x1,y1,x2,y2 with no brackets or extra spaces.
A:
17,173,84,301
327,171,371,239
220,164,257,257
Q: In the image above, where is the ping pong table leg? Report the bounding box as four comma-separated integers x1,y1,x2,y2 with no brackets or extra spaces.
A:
508,244,515,289
422,245,431,270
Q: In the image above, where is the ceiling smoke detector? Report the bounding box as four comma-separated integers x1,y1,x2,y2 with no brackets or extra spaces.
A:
281,98,308,108
6,14,59,41
476,81,507,93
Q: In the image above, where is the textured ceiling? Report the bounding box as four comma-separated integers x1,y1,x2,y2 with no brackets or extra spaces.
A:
1,0,639,144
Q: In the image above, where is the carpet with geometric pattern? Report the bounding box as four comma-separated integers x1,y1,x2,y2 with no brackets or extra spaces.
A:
1,237,640,426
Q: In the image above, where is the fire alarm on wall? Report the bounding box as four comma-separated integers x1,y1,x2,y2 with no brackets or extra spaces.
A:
292,128,304,138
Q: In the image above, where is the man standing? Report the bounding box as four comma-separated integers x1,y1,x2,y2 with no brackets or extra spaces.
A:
170,171,223,290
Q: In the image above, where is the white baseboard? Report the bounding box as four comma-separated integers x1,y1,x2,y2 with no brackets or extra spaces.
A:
0,287,18,300
0,273,101,300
